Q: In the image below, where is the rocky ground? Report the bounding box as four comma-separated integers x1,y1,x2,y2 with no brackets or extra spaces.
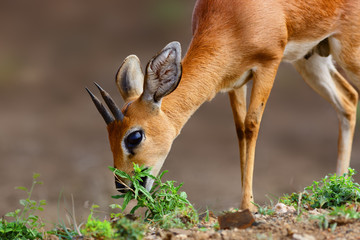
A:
146,207,360,240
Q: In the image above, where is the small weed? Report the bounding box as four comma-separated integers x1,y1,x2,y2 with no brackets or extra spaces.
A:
109,204,147,239
48,194,82,239
279,192,301,207
212,222,220,231
110,163,199,229
329,204,360,219
279,168,360,231
310,213,337,231
252,202,275,216
204,208,210,222
81,204,114,239
48,226,78,240
309,204,360,231
280,168,360,209
305,168,360,208
51,203,147,240
0,173,46,240
113,216,147,240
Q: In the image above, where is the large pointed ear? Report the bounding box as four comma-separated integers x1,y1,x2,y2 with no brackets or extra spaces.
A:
116,55,144,102
142,41,182,106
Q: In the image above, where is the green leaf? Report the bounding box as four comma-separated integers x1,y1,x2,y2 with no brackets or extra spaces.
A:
133,181,140,199
28,215,39,221
109,204,121,209
91,204,100,209
5,212,16,218
138,185,154,202
133,163,142,173
122,191,133,211
111,194,125,199
109,166,131,180
130,205,142,214
19,200,27,207
33,173,40,180
15,186,28,192
158,170,168,180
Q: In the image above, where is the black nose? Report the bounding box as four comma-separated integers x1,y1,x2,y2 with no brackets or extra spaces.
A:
115,179,127,193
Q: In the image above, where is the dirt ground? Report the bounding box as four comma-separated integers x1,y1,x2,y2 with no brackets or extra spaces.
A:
1,0,360,230
145,209,360,240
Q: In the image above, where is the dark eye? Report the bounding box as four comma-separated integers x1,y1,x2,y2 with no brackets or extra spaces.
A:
125,130,143,152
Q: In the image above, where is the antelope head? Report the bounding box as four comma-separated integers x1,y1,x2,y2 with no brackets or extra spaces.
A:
87,42,182,193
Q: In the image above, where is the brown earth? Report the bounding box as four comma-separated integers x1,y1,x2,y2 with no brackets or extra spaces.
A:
145,210,360,240
1,1,360,237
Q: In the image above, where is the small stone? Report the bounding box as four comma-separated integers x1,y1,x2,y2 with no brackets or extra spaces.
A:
292,233,316,240
218,209,255,230
273,203,296,214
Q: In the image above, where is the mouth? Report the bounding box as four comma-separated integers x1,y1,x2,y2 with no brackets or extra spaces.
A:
115,175,149,193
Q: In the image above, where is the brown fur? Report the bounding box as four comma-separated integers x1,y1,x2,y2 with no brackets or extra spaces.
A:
103,0,360,211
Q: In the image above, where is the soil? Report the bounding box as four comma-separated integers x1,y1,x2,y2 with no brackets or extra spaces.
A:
1,1,360,239
146,210,360,240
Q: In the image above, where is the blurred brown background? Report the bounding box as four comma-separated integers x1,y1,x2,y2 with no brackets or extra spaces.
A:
1,0,360,223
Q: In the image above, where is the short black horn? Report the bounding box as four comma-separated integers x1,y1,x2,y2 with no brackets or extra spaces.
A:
86,87,114,125
94,82,124,121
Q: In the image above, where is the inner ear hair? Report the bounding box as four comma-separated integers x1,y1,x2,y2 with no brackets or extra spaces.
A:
142,41,182,104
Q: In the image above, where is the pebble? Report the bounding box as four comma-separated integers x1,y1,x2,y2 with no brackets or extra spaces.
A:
273,203,296,214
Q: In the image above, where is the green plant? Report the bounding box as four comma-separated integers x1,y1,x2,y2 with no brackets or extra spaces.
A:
81,204,114,239
112,215,147,240
0,173,46,240
279,193,296,207
280,168,360,209
251,202,275,216
308,204,360,231
329,204,360,219
48,226,78,240
212,222,220,231
47,192,81,240
305,168,360,208
310,213,337,231
204,208,210,222
109,163,199,229
47,194,81,240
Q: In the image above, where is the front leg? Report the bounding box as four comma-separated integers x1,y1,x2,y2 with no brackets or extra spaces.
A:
229,86,247,187
241,64,280,211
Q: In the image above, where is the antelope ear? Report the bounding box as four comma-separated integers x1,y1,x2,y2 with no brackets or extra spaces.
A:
142,41,182,106
116,55,144,102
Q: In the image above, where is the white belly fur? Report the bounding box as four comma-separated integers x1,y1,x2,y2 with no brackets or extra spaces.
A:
283,38,325,62
221,37,332,92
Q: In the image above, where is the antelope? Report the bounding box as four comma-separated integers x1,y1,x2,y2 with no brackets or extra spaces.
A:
87,0,360,211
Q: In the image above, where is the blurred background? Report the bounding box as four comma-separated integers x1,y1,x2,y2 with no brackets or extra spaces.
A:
1,0,360,223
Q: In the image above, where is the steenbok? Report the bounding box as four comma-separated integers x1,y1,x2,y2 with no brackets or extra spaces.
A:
87,0,359,210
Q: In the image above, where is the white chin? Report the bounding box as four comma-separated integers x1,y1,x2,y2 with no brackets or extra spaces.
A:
145,177,155,191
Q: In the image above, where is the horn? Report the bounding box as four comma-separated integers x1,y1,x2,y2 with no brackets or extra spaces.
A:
86,87,114,125
94,82,124,121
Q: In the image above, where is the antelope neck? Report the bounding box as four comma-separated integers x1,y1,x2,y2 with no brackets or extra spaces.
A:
161,47,229,136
